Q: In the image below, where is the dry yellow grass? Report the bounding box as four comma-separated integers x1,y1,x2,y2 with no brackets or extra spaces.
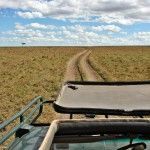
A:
1,46,150,123
0,47,81,122
90,46,150,81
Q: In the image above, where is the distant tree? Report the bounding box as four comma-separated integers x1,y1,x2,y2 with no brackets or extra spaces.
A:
21,43,26,46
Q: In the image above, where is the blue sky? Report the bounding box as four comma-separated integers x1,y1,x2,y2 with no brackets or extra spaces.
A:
0,0,150,46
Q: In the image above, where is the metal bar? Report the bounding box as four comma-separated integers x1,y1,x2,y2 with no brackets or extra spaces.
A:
0,101,44,144
70,114,73,119
39,97,43,114
25,101,43,124
0,96,43,129
20,115,24,123
31,100,54,124
105,115,108,118
30,97,44,123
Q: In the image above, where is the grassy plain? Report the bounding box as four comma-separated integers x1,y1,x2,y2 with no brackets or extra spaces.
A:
0,47,81,123
90,46,150,81
0,46,150,123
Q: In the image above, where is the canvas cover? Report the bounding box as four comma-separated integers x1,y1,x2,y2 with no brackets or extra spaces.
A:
54,81,150,115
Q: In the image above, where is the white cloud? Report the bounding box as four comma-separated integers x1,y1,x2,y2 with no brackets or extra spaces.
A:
0,22,111,45
1,22,148,45
17,11,43,19
15,22,56,30
29,23,47,29
0,0,150,25
92,25,121,32
133,32,150,40
15,23,26,30
98,14,135,25
104,25,121,32
121,32,128,35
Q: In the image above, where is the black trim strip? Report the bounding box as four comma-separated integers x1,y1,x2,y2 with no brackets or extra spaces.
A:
65,80,150,86
53,103,150,116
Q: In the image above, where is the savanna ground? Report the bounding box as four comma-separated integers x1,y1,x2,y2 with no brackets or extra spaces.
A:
0,47,82,123
0,46,150,147
0,46,150,122
90,46,150,81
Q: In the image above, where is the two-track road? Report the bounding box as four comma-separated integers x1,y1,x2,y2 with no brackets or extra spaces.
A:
64,50,104,82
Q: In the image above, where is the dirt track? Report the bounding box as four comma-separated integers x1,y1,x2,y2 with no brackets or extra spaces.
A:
64,50,104,82
79,51,104,81
63,50,87,82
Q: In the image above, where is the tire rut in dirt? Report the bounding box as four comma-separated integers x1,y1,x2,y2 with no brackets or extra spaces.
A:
79,51,104,81
63,50,87,82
